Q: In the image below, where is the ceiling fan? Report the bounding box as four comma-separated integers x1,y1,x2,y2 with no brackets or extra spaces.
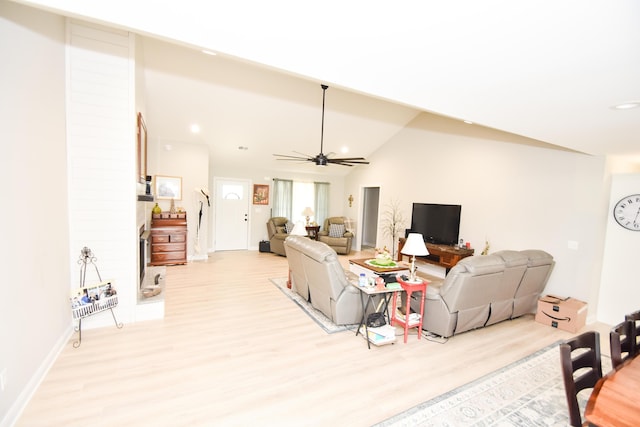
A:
274,84,370,167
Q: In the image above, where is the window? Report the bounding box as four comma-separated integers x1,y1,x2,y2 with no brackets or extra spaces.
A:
273,179,329,227
292,182,314,224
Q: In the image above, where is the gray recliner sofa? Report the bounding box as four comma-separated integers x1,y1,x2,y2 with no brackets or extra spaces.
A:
284,235,363,325
410,249,554,338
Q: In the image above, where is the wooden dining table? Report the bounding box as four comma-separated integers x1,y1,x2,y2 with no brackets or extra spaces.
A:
585,355,640,427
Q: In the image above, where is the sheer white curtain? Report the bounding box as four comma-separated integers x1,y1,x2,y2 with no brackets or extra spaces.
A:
314,182,329,230
292,182,314,224
272,179,292,219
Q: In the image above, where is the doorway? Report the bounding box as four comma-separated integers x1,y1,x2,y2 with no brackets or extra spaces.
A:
361,187,380,250
214,178,250,251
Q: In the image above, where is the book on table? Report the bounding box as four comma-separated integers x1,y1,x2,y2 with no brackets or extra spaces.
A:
359,324,396,346
395,310,421,326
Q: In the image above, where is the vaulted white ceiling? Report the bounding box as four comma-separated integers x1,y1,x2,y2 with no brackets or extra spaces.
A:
17,0,640,175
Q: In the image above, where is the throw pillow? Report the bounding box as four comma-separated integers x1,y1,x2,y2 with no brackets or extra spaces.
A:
285,221,294,234
328,223,345,238
276,225,286,234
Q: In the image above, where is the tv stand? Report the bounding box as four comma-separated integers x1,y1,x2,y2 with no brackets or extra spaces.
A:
397,238,474,269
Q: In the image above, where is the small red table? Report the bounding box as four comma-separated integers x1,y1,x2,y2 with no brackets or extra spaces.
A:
391,277,428,343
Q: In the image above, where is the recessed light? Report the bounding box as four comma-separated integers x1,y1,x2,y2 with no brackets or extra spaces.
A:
463,120,473,124
613,101,640,110
190,124,200,133
341,146,349,154
201,49,217,56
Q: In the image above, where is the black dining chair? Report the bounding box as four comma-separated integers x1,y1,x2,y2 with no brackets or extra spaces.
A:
559,331,603,427
625,310,640,357
610,320,636,369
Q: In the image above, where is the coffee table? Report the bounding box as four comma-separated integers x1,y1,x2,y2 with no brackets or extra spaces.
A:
349,258,410,279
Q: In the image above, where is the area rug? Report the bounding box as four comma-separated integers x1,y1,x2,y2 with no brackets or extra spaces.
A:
270,277,357,334
374,341,612,427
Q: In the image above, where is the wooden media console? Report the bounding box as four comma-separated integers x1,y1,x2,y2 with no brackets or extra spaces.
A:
397,238,474,270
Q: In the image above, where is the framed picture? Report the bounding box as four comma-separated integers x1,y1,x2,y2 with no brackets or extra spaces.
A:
155,175,182,200
253,184,269,205
137,112,147,184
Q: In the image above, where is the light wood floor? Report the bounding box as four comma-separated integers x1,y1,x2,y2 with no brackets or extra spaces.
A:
17,249,610,427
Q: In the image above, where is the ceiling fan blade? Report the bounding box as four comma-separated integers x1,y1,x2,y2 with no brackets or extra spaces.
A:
328,157,368,161
328,159,369,164
292,151,314,158
273,153,312,160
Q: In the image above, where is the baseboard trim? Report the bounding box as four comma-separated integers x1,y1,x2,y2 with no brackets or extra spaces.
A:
0,324,73,427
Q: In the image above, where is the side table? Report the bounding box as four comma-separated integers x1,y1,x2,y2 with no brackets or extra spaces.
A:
305,225,320,240
355,282,403,349
391,277,428,343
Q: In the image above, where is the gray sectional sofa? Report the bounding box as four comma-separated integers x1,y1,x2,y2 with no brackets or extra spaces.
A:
409,249,554,338
284,235,364,325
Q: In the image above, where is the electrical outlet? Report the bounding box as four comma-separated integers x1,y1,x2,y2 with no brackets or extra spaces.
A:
0,368,6,392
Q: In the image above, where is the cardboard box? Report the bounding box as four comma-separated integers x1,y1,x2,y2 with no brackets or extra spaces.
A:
535,295,587,333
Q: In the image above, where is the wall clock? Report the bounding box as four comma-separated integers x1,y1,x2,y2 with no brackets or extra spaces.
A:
613,194,640,231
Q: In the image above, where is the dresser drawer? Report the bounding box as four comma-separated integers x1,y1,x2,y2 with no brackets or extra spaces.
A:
151,233,185,243
150,251,186,264
169,233,186,243
152,242,186,252
152,234,170,243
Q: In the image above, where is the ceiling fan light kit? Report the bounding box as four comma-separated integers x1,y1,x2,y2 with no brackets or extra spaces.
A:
274,84,370,167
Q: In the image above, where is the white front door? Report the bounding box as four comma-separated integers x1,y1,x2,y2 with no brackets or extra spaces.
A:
214,178,250,251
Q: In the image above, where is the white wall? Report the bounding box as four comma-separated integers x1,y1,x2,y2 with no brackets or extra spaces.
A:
345,113,609,317
0,3,69,425
149,141,209,260
65,20,138,327
598,173,640,324
210,160,346,251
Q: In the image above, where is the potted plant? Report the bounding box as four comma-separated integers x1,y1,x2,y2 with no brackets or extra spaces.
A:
380,199,407,259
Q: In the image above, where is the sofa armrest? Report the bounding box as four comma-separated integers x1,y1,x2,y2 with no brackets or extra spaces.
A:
425,281,445,299
344,270,359,286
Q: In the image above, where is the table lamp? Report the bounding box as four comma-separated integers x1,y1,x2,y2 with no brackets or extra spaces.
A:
302,207,314,226
401,233,429,282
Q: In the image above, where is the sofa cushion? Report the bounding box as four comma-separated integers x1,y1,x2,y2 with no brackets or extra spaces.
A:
320,236,348,247
458,254,504,275
329,223,345,238
521,249,553,267
285,221,294,233
272,217,288,226
493,250,528,267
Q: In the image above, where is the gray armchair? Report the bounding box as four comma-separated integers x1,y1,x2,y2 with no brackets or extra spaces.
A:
317,216,353,254
266,217,290,256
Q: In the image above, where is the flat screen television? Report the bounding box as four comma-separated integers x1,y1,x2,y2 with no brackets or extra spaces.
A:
408,203,462,246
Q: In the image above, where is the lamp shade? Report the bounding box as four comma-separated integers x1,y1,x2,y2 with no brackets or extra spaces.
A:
401,233,429,256
301,207,314,217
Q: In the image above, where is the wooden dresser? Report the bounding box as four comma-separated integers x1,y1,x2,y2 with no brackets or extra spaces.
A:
149,213,187,266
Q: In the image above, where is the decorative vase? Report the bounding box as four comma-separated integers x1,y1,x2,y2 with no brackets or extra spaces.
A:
152,203,161,215
170,199,176,214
